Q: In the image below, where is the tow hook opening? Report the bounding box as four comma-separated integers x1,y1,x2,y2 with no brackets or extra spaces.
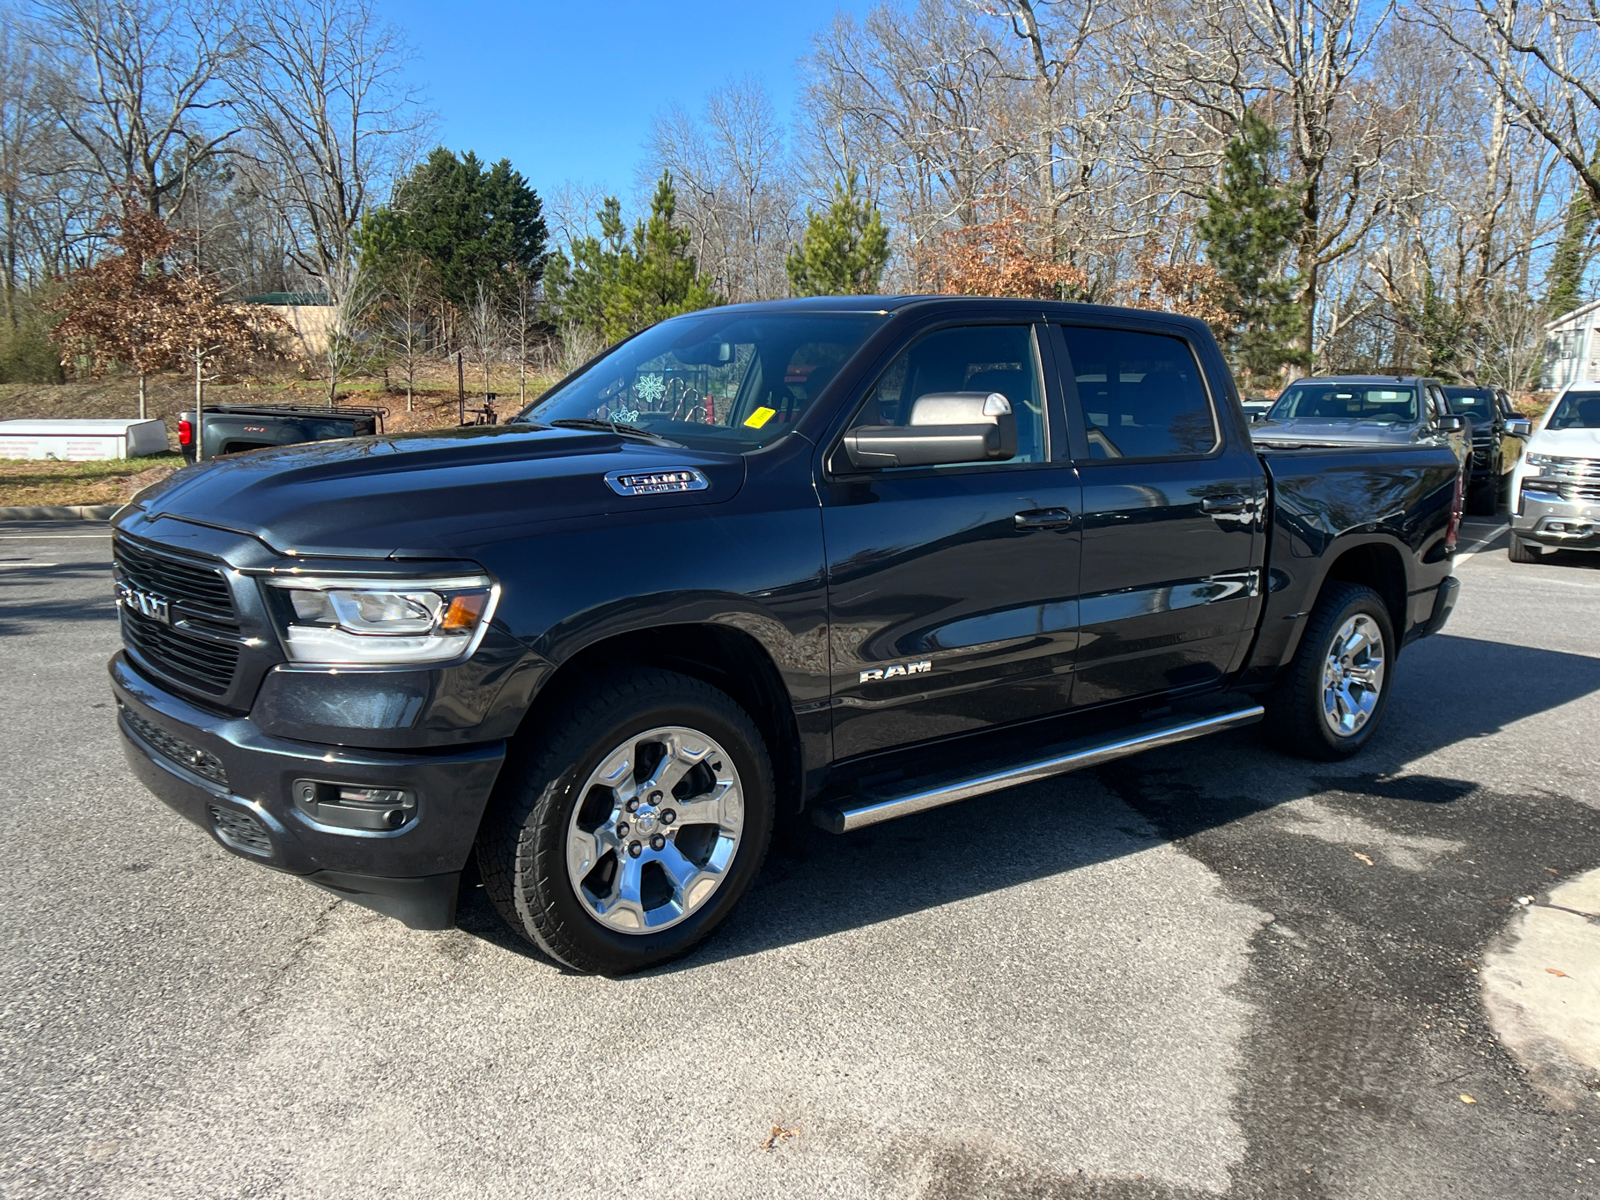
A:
293,780,417,832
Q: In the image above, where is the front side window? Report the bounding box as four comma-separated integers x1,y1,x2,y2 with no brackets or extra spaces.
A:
845,324,1047,465
1270,384,1418,424
1548,390,1600,430
520,311,885,451
1059,326,1218,459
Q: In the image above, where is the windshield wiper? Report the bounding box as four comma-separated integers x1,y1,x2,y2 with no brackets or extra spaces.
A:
545,418,680,446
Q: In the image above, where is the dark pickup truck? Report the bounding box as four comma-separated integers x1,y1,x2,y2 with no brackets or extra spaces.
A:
178,403,386,463
111,297,1463,974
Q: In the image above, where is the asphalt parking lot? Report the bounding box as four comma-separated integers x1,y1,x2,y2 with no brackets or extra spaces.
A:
2,516,1599,1199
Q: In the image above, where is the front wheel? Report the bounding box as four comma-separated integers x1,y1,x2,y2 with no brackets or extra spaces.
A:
1263,582,1395,761
477,669,775,974
1507,536,1544,564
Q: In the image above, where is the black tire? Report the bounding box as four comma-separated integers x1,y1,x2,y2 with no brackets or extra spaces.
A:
477,668,775,974
1507,536,1543,564
1263,582,1396,761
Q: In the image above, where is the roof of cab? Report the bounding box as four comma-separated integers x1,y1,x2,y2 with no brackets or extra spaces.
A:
678,294,1217,333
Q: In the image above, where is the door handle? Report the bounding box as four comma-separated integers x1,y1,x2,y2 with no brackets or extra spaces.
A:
1014,508,1075,530
1201,495,1248,515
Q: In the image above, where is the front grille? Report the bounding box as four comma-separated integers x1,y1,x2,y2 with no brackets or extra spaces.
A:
1558,481,1600,503
118,702,229,786
120,608,241,695
208,805,272,856
114,537,234,622
114,537,243,696
1547,456,1600,480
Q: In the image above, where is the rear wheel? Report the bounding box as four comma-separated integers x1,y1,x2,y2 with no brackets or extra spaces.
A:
477,669,775,974
1264,582,1394,761
1507,536,1544,564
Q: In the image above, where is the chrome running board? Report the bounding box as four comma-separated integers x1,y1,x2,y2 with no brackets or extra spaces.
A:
812,704,1265,834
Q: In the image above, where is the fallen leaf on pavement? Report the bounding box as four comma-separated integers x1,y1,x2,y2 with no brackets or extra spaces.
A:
1460,1094,1476,1104
760,1126,799,1151
1353,852,1374,866
1547,968,1570,978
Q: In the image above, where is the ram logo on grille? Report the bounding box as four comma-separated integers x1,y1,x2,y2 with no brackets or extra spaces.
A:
116,581,172,625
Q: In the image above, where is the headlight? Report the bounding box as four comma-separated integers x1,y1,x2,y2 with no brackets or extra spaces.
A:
1524,453,1554,473
264,575,499,665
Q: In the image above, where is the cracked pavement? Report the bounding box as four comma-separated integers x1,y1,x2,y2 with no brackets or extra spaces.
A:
2,517,1598,1199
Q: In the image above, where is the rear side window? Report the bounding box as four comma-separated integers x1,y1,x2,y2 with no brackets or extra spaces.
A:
1058,326,1217,459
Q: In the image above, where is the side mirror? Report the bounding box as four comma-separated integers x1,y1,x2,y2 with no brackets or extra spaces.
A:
1249,411,1265,423
1505,418,1532,438
842,391,1018,469
1436,414,1465,432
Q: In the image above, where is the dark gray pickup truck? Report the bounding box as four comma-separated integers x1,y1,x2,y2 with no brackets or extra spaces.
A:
112,297,1464,974
178,404,385,463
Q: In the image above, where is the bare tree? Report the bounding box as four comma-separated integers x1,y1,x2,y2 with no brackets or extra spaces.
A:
646,77,799,302
462,279,500,405
227,0,429,281
1416,0,1600,211
28,0,240,216
382,252,431,411
318,252,378,405
502,268,539,406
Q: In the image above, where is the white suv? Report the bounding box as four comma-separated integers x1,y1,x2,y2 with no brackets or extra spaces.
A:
1509,386,1600,562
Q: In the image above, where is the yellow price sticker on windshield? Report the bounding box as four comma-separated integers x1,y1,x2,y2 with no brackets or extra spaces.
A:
743,406,777,429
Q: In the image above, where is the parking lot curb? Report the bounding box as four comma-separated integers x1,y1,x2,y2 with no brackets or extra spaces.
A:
0,504,119,522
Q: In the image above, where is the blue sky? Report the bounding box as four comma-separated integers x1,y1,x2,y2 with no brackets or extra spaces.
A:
381,0,874,207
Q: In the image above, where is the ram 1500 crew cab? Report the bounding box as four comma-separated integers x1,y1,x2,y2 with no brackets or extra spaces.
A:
110,298,1463,973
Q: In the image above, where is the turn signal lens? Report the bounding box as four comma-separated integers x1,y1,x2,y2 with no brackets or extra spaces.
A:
440,593,487,630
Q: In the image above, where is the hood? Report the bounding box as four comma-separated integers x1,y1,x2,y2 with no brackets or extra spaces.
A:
1528,425,1600,459
125,424,747,559
1251,418,1420,448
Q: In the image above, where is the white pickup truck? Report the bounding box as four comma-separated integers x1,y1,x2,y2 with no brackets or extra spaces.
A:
1509,387,1599,562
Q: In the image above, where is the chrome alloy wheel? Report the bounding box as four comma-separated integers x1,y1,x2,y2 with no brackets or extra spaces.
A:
1321,614,1386,738
565,726,744,934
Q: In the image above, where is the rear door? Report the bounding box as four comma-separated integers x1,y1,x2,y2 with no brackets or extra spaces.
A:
821,316,1083,761
1052,319,1266,708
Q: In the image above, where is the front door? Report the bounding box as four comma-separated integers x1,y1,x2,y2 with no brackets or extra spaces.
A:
822,320,1083,761
1052,320,1266,708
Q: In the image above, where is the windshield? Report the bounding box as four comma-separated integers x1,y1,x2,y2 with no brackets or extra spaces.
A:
1442,386,1495,418
1548,390,1600,431
518,311,886,450
1269,384,1418,424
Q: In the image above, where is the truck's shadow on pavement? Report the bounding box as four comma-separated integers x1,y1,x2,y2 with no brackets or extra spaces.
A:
457,633,1600,971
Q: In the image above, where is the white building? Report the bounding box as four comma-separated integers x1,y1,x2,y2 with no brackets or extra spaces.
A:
1542,298,1600,390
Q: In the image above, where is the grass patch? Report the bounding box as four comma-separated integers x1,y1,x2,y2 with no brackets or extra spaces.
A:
0,453,183,507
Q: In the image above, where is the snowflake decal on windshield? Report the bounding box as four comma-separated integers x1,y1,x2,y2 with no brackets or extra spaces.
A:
634,374,666,405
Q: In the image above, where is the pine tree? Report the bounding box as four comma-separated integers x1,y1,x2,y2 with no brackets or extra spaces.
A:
786,171,890,296
548,175,719,343
362,148,548,307
1544,173,1595,318
1197,111,1307,381
607,173,719,339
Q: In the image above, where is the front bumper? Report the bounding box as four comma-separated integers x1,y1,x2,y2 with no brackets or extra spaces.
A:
111,652,505,929
1512,485,1600,550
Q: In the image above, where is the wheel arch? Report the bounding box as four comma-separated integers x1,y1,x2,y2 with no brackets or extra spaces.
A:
1317,539,1409,647
509,621,807,817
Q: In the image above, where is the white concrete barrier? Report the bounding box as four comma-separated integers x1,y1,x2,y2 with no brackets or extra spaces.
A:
0,418,169,461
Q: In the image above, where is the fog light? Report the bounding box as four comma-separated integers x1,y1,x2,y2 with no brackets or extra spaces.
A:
293,780,416,832
1549,521,1568,532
